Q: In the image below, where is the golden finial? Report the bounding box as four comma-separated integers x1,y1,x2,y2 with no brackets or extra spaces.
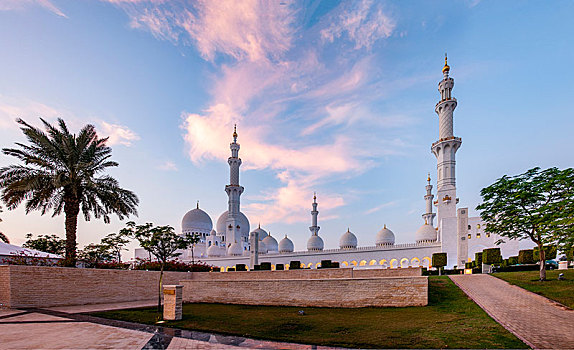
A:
384,224,387,229
442,53,450,73
424,217,428,225
313,192,317,202
196,200,199,209
427,173,431,183
233,124,238,141
258,222,261,229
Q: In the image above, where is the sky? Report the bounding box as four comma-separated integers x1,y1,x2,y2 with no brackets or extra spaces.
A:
0,0,573,259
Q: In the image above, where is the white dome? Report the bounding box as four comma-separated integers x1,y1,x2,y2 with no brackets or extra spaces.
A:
227,241,244,256
216,211,250,238
251,226,268,241
262,234,278,252
376,225,395,246
339,229,357,249
278,235,294,253
307,235,324,251
416,223,437,243
207,244,223,257
258,239,267,253
182,207,213,232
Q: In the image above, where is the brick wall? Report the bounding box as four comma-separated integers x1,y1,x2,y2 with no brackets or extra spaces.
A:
0,265,194,308
181,276,428,307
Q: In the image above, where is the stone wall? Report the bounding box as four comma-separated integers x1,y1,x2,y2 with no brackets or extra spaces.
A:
188,267,421,280
181,276,428,307
0,265,193,308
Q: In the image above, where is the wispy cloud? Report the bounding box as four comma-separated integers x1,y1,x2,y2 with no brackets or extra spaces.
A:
0,0,67,18
364,201,397,215
158,160,178,171
98,121,140,147
109,0,407,225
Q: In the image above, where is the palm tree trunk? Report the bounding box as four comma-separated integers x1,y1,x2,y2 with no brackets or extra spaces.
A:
63,199,79,267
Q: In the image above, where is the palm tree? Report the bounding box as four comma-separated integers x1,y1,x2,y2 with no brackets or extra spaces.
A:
0,205,8,243
0,118,138,266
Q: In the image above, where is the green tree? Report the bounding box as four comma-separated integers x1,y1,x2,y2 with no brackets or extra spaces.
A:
0,118,139,267
476,167,574,281
101,231,132,263
22,233,66,255
188,232,201,265
123,222,195,314
78,243,114,266
432,252,447,275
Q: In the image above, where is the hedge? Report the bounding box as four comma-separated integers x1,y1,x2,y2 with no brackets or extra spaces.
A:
289,261,301,270
533,245,557,260
475,252,482,265
465,262,473,269
508,256,519,265
518,249,535,264
432,253,447,268
483,248,502,265
276,264,284,270
235,264,247,271
260,262,272,270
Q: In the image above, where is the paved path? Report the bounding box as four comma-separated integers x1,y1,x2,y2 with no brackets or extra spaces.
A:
0,302,342,349
450,274,574,350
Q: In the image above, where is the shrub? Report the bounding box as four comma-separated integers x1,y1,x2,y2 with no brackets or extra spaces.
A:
465,262,473,269
475,252,483,265
235,264,246,271
518,249,535,264
332,262,340,268
289,261,301,270
533,245,558,260
320,260,332,268
275,264,284,270
493,264,539,272
432,253,447,268
508,256,518,265
253,265,260,271
0,251,61,266
260,262,271,270
482,248,502,265
94,261,130,270
133,258,213,272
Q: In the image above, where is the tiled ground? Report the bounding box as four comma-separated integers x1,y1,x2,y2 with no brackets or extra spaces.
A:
450,274,574,350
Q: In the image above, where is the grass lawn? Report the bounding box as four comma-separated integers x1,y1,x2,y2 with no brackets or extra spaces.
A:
92,277,525,349
494,269,574,309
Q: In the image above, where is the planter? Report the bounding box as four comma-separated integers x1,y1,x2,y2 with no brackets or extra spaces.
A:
558,261,569,270
482,263,492,274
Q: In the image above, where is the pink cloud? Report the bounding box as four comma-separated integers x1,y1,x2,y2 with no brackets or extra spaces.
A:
0,0,67,18
98,121,140,147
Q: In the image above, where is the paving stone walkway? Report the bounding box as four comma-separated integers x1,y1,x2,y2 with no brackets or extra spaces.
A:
0,302,342,349
450,274,574,350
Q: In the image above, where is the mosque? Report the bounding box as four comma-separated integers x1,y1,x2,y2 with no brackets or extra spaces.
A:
135,57,519,270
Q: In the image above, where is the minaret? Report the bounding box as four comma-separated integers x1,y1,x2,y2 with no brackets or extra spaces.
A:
432,55,462,268
225,125,245,253
432,54,461,234
422,174,436,226
307,192,324,251
310,193,320,236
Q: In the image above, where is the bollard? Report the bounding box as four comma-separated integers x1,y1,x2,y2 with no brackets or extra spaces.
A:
163,285,183,320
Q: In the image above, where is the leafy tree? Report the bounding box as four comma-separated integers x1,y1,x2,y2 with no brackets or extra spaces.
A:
123,222,195,314
22,233,66,255
187,232,201,265
78,243,114,266
0,118,139,267
101,231,132,263
477,167,574,280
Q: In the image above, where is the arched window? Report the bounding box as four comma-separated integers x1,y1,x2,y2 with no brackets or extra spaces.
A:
351,260,358,266
341,261,349,267
369,259,377,266
359,260,367,266
400,258,409,268
390,259,398,268
411,257,421,267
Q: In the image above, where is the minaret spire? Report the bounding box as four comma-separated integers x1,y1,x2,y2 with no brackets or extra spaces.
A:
225,124,245,254
422,174,436,226
307,192,324,251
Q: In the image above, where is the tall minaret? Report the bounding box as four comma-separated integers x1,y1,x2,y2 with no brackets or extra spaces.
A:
422,173,436,226
307,192,324,251
225,125,245,253
309,193,320,236
432,54,462,237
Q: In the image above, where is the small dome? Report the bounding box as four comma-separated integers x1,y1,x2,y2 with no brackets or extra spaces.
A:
416,223,437,243
278,235,294,253
339,228,357,249
307,235,324,251
182,207,213,232
207,244,223,257
376,225,395,246
209,229,216,236
251,226,268,241
262,234,278,252
227,242,243,256
258,239,267,253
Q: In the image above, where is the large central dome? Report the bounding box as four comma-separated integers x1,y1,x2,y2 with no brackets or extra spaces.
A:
216,210,250,237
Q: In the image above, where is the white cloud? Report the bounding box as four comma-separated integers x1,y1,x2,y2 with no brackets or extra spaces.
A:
0,0,67,18
320,0,395,50
98,121,140,147
158,161,178,171
0,95,62,130
364,201,397,215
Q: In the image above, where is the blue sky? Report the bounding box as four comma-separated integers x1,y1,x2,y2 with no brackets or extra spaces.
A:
0,0,573,257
